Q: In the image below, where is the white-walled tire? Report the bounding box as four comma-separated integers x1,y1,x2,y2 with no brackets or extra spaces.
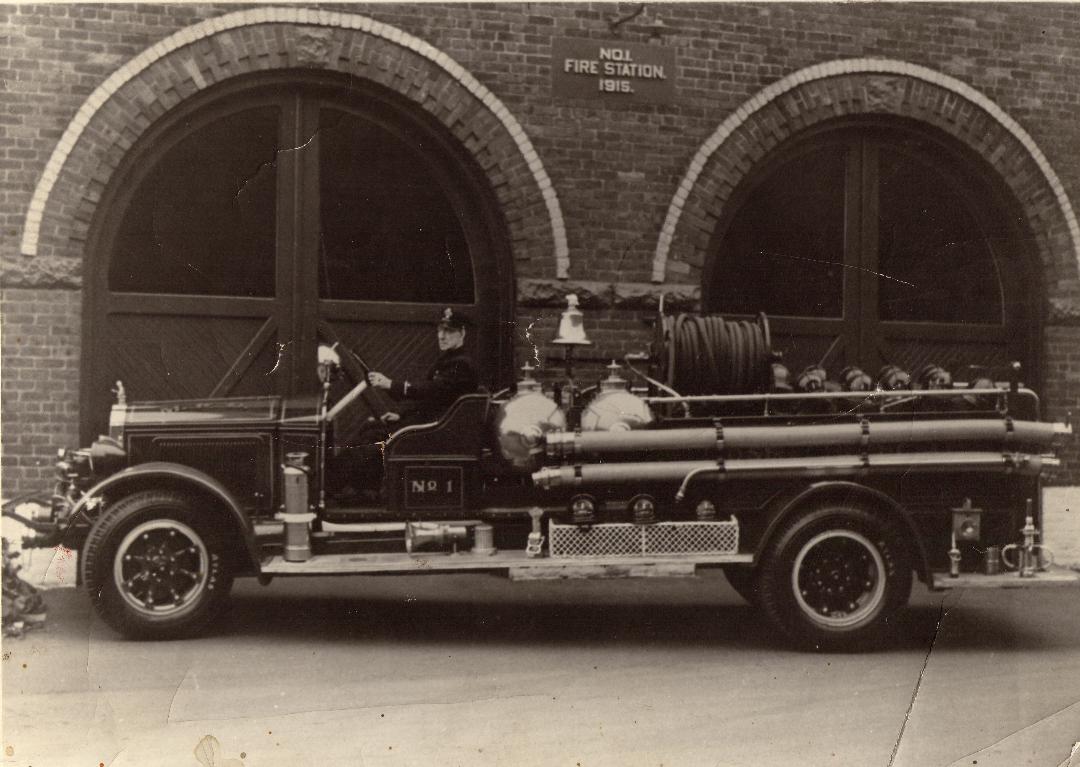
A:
81,490,233,639
758,504,912,651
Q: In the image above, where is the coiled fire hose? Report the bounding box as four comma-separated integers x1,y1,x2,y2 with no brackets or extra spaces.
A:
657,313,772,395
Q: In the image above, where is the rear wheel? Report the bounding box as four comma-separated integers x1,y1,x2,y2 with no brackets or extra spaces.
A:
81,490,234,639
758,504,912,651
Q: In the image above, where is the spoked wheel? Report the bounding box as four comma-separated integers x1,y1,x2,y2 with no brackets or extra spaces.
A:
758,504,912,651
82,490,233,639
791,530,886,630
112,519,211,619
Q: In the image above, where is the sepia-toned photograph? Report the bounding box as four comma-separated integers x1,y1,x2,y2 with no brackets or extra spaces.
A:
2,2,1079,765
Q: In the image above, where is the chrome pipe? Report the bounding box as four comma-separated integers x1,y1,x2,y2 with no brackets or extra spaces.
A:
545,419,1068,460
641,387,1036,404
531,452,1057,491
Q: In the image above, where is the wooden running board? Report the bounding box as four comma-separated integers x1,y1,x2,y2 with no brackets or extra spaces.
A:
259,549,753,578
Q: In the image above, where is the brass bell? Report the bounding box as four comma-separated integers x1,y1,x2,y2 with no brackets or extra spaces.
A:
552,294,592,346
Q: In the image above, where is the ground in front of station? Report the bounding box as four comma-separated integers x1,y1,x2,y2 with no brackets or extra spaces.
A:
3,568,1079,767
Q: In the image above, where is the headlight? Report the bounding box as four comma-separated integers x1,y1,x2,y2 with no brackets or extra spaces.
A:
89,436,125,474
70,450,91,475
55,448,90,479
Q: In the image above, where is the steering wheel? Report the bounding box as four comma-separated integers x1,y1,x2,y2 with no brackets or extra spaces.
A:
319,343,396,438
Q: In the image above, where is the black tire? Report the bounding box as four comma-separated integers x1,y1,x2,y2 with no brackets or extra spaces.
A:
81,490,234,640
758,504,912,652
723,566,759,606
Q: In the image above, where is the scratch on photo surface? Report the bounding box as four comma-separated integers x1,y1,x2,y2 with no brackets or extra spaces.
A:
267,341,291,376
887,591,962,766
235,125,321,199
948,702,1080,767
759,250,916,288
234,159,275,200
277,129,319,156
524,316,542,367
184,261,209,281
167,668,197,724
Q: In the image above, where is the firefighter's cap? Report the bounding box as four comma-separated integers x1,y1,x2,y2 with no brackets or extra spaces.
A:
437,307,471,331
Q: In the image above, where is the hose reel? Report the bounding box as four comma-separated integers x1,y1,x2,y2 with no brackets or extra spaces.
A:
653,312,774,395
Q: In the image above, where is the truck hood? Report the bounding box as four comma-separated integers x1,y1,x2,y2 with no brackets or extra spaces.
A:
118,395,322,429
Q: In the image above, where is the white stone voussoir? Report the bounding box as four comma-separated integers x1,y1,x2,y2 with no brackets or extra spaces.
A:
20,6,568,277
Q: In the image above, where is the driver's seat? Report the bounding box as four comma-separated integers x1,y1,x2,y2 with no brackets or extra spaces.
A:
384,394,492,457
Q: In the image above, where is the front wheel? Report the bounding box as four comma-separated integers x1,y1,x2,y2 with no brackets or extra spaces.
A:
81,490,234,639
758,504,912,651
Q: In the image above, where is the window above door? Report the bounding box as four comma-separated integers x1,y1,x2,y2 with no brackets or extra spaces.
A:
108,105,279,297
704,120,1036,378
316,107,475,304
106,91,476,306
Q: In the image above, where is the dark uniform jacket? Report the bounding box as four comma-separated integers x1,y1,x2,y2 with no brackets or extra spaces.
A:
389,347,479,425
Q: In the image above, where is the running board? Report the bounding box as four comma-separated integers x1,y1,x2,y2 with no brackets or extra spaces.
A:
259,550,753,577
931,564,1080,590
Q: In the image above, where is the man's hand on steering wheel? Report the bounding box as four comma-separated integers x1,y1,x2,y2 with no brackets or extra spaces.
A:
368,371,392,390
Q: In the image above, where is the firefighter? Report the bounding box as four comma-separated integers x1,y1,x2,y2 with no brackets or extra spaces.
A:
367,307,479,428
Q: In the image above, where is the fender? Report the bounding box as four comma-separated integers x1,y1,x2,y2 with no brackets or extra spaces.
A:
757,481,933,584
71,462,261,574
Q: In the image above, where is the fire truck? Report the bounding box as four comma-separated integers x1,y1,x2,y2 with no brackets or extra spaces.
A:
5,297,1077,651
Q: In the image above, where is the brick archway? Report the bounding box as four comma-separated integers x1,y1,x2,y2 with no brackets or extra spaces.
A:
653,59,1080,300
20,6,569,280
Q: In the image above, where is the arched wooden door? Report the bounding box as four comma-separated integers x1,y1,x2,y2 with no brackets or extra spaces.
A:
83,73,512,442
704,119,1039,384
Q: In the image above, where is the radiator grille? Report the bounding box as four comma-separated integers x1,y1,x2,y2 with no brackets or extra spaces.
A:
145,437,264,500
548,519,739,558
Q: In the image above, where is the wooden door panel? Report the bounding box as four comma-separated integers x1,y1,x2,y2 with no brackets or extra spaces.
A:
226,337,286,398
85,80,511,445
763,316,851,378
878,336,1010,380
327,320,439,384
92,314,278,433
768,332,849,378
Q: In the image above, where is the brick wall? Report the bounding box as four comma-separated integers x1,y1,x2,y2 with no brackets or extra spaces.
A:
514,305,654,384
3,2,1080,495
1043,325,1080,481
7,4,1080,281
1,289,81,495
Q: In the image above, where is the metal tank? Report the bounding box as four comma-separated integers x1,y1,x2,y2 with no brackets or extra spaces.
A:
494,363,567,471
579,361,654,432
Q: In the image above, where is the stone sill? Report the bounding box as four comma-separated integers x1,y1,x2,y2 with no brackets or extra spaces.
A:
517,278,700,311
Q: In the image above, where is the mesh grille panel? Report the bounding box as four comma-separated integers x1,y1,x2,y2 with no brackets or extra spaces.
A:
549,520,739,558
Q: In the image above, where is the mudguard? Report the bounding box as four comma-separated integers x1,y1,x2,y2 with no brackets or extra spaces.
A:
758,480,933,584
71,462,262,574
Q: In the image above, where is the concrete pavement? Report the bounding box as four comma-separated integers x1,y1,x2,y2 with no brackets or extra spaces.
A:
3,571,1079,767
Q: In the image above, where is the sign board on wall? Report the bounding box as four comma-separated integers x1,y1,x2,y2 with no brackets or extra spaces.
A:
552,37,676,104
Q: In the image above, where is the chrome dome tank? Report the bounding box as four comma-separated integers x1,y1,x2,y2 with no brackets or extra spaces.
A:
495,364,567,471
580,362,653,432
